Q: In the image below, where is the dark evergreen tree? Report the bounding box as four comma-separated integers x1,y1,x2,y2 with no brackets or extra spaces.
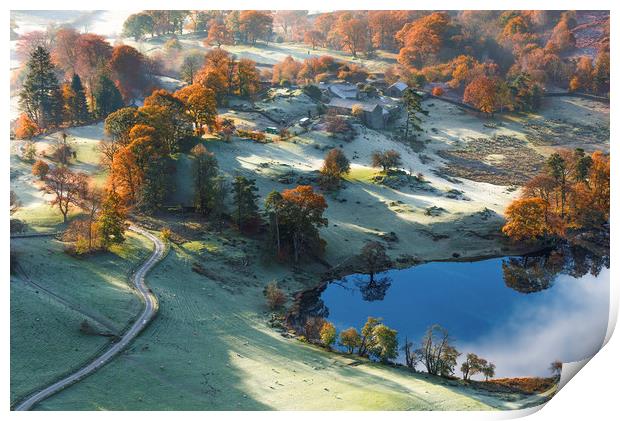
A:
402,87,427,139
19,46,62,129
69,74,91,124
232,175,259,229
92,73,124,119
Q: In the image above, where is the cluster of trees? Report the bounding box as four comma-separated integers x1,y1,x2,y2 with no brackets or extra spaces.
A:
264,186,328,262
270,54,367,86
503,148,610,242
33,163,126,254
304,317,497,379
303,316,398,362
194,48,261,103
15,26,159,137
124,10,274,46
103,84,219,210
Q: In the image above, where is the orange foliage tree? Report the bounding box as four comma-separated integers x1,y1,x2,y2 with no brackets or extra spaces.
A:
502,198,552,241
175,84,218,134
397,12,450,67
15,113,39,139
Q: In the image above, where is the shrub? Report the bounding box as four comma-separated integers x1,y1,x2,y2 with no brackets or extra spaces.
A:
160,227,172,241
265,281,286,310
22,142,37,162
32,159,49,179
351,104,365,118
315,72,330,83
432,86,444,96
237,129,267,142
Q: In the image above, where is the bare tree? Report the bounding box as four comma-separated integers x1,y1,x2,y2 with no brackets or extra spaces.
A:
44,166,87,223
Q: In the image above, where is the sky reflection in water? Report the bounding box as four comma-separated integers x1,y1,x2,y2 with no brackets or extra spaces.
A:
321,257,609,378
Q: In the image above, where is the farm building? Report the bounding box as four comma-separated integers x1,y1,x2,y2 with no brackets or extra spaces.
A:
386,81,408,97
327,98,385,129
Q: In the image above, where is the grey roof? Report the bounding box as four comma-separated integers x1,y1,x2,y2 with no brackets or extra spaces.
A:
328,83,359,99
327,98,381,113
388,81,408,91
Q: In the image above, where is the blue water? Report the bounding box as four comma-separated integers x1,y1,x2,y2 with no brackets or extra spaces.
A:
320,256,609,378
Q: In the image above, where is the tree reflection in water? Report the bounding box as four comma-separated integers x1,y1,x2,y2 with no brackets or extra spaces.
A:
502,245,609,294
355,276,393,302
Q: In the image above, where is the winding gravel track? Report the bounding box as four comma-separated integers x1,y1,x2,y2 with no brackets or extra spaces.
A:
14,226,165,411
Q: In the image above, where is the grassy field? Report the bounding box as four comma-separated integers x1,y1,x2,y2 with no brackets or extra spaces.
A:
10,232,152,405
35,231,546,410
10,121,155,405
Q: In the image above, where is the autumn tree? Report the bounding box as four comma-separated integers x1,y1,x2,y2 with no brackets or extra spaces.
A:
44,166,87,223
75,34,113,102
98,188,126,249
110,145,143,205
334,14,367,57
371,150,402,173
368,11,409,51
51,28,81,76
368,324,398,363
320,321,337,349
569,56,593,92
32,160,49,179
206,21,233,47
236,58,261,98
325,114,352,137
320,148,350,189
272,56,302,85
104,107,144,145
502,198,551,241
339,327,361,354
397,12,451,67
15,114,38,139
174,84,218,135
592,51,610,95
463,76,509,115
239,11,273,45
110,45,152,101
277,185,328,262
231,175,260,230
546,19,575,53
304,30,324,50
358,316,382,357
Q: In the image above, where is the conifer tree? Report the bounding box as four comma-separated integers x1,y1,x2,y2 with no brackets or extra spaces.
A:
232,175,259,229
92,73,124,119
19,46,62,129
69,74,90,124
402,87,427,139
